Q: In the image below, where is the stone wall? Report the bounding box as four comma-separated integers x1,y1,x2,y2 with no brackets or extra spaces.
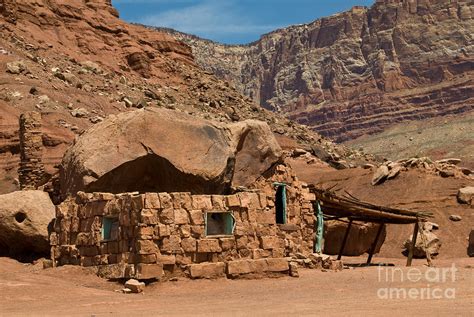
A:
51,165,316,280
18,111,44,189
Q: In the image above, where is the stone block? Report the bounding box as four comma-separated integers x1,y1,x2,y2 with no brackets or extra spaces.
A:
180,225,191,238
190,225,205,238
135,254,157,264
156,254,176,265
188,262,226,279
136,226,154,239
189,210,205,225
97,264,130,279
155,224,170,238
226,259,268,276
79,246,99,257
330,260,344,271
159,208,174,224
135,263,163,279
176,254,193,265
125,279,145,293
197,239,222,253
161,235,181,253
266,258,289,272
174,209,189,225
226,195,240,207
260,236,282,250
49,232,58,246
256,211,275,225
192,195,212,210
75,232,91,246
144,193,161,209
220,238,235,251
211,195,226,209
131,195,145,211
158,193,173,208
135,240,159,254
236,236,248,249
108,241,119,254
140,209,159,225
251,249,272,259
181,237,197,253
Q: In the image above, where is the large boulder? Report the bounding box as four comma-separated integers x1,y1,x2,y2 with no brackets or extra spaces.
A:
60,108,282,196
323,220,386,256
0,191,55,256
403,230,441,258
457,187,474,205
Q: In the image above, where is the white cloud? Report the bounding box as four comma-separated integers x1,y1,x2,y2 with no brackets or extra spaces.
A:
137,0,280,41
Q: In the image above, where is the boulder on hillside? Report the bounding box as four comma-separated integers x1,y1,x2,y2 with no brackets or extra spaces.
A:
323,220,386,256
371,165,390,185
60,108,282,197
0,191,55,256
457,187,474,205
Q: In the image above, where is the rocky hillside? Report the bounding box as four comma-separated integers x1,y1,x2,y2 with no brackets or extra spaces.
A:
165,0,474,149
0,0,374,194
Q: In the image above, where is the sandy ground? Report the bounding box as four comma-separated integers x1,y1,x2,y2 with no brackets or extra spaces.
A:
0,257,472,316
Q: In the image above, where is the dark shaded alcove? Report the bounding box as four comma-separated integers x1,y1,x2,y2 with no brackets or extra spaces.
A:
85,154,234,195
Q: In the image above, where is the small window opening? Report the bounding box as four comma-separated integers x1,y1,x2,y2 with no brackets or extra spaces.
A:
275,185,287,224
205,212,234,236
102,217,119,240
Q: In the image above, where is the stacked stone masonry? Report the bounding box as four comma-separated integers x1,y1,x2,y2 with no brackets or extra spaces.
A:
18,111,45,189
51,165,317,280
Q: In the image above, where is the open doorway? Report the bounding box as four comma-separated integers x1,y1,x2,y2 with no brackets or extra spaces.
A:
275,185,286,224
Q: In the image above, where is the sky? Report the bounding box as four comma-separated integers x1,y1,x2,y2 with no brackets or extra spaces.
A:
112,0,375,44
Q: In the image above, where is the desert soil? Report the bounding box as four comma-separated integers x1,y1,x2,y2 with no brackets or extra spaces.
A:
0,257,472,316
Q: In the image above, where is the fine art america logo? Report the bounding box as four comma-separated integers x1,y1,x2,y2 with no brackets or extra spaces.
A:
377,264,457,300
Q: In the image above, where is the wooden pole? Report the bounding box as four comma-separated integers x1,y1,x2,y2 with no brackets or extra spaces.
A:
406,221,419,267
337,218,353,260
367,223,384,265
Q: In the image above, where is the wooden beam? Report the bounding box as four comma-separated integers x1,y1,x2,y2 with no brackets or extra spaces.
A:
337,218,353,260
366,223,384,265
406,221,419,267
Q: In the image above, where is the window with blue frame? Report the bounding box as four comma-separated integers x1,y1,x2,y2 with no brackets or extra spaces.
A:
102,217,119,241
205,211,234,236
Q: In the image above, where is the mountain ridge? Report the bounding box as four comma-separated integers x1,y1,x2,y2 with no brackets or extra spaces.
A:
161,0,473,164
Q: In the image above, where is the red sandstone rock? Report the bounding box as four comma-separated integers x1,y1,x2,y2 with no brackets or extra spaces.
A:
59,108,282,197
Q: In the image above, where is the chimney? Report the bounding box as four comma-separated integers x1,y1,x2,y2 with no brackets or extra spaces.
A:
18,111,45,190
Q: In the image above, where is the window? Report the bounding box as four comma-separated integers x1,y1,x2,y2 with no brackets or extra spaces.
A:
275,185,287,224
205,211,234,236
102,217,119,240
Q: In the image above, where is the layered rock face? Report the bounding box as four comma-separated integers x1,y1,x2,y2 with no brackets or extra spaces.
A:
0,0,365,193
171,0,474,142
60,108,282,197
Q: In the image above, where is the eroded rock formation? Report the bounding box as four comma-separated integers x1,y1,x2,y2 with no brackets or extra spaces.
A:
0,0,368,194
169,0,474,142
59,108,282,197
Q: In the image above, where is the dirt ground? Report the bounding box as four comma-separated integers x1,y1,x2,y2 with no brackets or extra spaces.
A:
0,257,472,316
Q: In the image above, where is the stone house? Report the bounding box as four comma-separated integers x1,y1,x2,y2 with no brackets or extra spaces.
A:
51,164,317,280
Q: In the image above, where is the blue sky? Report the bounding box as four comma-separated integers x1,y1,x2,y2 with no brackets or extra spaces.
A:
112,0,375,44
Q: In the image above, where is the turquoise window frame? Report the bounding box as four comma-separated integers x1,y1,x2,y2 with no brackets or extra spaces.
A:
204,211,236,237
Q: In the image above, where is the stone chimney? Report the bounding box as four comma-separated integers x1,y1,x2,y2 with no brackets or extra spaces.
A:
18,111,45,190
